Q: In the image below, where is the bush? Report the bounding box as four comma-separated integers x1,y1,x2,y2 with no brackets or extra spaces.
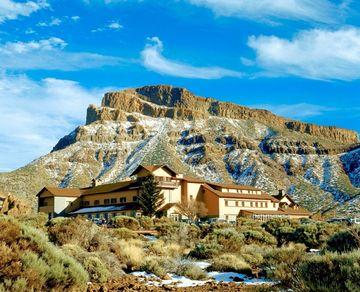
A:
112,239,144,271
83,256,111,283
47,217,98,249
156,222,200,247
206,228,244,252
176,263,208,280
239,228,277,246
263,243,307,285
0,217,88,291
18,213,48,230
297,250,360,291
138,216,154,229
326,227,360,253
111,227,139,240
141,256,177,278
262,218,299,246
239,244,266,266
210,254,252,276
292,222,341,249
147,239,183,257
188,242,221,259
110,216,140,230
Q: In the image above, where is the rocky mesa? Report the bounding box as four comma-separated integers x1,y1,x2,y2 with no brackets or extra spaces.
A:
0,85,359,216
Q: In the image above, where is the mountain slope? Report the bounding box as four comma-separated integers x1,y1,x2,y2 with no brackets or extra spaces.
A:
0,85,359,216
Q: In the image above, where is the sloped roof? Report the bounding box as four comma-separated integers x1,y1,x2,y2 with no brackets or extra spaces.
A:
182,176,262,191
37,186,82,198
274,193,297,205
80,180,137,195
69,203,139,215
131,164,178,176
158,203,178,212
240,207,311,216
202,184,279,202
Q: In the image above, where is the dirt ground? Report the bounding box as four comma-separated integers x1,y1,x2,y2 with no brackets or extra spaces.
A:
87,275,277,292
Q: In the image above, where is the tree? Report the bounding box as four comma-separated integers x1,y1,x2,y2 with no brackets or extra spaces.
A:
137,176,164,217
176,199,207,222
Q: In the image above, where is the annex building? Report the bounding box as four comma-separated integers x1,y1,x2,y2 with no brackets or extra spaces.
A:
37,165,311,221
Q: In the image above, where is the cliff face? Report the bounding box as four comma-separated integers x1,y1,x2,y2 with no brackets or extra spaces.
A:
87,85,358,144
0,85,359,216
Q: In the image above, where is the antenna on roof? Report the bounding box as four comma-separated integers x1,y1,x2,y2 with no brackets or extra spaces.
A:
91,179,97,187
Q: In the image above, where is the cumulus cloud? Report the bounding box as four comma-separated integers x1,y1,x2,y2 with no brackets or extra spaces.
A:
37,17,62,27
141,37,242,79
0,0,48,23
186,0,345,24
247,27,360,81
251,103,334,119
0,37,121,71
92,20,123,32
0,74,112,171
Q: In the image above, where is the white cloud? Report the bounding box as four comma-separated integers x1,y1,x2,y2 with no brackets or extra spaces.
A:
71,15,80,22
250,103,334,119
0,37,121,71
141,36,242,79
92,20,123,32
248,27,360,81
0,0,48,23
0,74,111,171
37,17,61,27
186,0,344,24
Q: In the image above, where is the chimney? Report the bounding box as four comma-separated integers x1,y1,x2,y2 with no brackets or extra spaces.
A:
91,179,97,187
278,189,285,196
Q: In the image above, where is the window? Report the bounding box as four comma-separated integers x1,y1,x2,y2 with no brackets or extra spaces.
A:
255,202,258,207
225,215,229,221
111,198,117,204
104,199,110,204
225,200,229,206
82,201,90,206
235,201,239,207
39,198,47,207
241,201,245,207
250,202,253,207
133,196,138,202
94,200,100,206
273,203,276,208
190,195,193,200
120,197,126,203
265,203,268,208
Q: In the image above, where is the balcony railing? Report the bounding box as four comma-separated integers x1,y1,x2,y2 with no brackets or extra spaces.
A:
155,177,179,188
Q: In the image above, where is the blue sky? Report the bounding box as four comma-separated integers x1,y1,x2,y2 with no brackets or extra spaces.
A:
0,0,359,171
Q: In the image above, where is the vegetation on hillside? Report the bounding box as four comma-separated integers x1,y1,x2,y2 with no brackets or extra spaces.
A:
0,214,359,291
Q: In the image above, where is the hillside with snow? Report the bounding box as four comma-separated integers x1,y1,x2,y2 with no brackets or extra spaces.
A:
0,85,359,216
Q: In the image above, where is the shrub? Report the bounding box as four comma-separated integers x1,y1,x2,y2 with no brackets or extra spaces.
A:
147,239,183,257
326,227,360,253
112,239,144,271
210,254,252,276
141,256,177,278
239,228,277,246
111,227,139,240
156,222,200,247
240,244,266,266
138,216,154,229
47,217,98,249
0,217,88,291
206,228,244,252
188,242,221,259
176,263,208,280
262,218,299,246
18,213,48,230
297,250,360,291
110,216,140,230
83,256,111,283
263,243,307,285
292,222,341,249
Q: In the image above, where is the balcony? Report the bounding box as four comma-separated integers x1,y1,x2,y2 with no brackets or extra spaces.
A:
155,177,179,188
